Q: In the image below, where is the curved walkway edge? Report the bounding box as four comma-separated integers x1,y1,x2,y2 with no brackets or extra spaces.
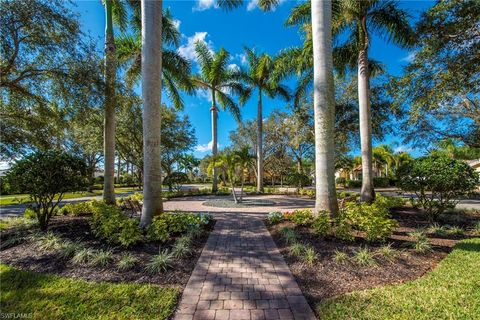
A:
174,213,316,320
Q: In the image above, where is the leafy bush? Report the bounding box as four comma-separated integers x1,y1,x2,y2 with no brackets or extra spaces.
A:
346,180,362,188
267,211,283,224
58,202,93,216
281,227,298,244
36,231,62,251
373,177,390,188
58,241,83,260
447,226,465,236
89,202,142,247
427,223,448,237
23,208,37,219
289,242,307,257
171,237,191,259
397,156,479,220
298,188,315,197
332,216,355,242
336,177,347,187
6,150,88,230
146,216,170,242
377,244,397,262
408,230,432,253
145,250,173,274
343,195,398,242
283,209,313,226
286,172,311,188
312,212,331,237
473,222,480,236
71,248,95,265
118,253,138,271
164,172,189,191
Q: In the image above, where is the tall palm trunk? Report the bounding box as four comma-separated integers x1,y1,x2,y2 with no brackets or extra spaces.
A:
358,48,375,202
256,90,264,192
140,0,163,228
311,0,338,216
211,90,219,193
103,0,116,204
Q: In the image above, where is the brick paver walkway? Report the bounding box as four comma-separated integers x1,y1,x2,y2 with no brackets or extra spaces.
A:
174,213,316,320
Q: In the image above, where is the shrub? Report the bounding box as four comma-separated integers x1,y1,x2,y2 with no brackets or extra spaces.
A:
312,212,331,237
286,172,311,188
146,216,170,242
354,247,376,266
373,177,390,188
162,213,203,234
447,226,465,236
23,208,37,219
427,223,448,237
333,250,348,264
333,216,355,241
171,237,191,259
6,150,88,230
118,253,138,271
0,234,26,250
336,177,347,187
283,209,313,226
397,156,479,221
187,225,204,239
408,230,432,253
71,248,95,265
281,227,298,244
89,202,142,247
343,195,398,242
164,172,189,192
36,231,62,251
377,244,398,262
58,241,83,260
58,202,94,216
267,211,283,224
298,188,315,197
145,250,173,274
91,250,113,267
289,242,307,257
302,246,318,266
346,180,362,188
473,222,480,236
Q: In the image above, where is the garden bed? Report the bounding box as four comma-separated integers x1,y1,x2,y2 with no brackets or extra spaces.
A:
0,215,215,286
266,205,480,313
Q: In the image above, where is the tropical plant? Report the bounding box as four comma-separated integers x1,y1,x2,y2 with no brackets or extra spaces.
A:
192,43,246,193
238,48,290,192
117,253,138,271
145,250,174,274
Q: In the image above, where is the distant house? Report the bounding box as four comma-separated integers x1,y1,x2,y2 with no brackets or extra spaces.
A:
335,165,383,181
466,159,480,173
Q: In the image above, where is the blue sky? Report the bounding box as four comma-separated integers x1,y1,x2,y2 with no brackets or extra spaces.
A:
72,0,434,158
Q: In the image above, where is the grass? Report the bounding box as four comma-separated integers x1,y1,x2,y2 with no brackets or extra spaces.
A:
0,217,37,230
117,253,138,271
145,250,174,274
353,247,376,267
317,238,480,320
0,264,179,319
0,187,138,206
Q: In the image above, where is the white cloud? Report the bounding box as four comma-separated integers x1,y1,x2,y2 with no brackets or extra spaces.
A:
394,145,413,153
195,140,218,153
177,32,212,61
172,19,181,31
400,51,416,63
247,0,259,11
232,53,247,65
193,0,217,11
196,88,212,102
228,63,240,71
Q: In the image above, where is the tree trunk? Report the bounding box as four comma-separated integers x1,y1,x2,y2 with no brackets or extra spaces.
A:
140,0,163,228
296,157,302,174
211,90,219,193
311,0,338,217
116,155,121,182
358,49,375,202
256,90,264,192
240,174,244,202
103,0,116,205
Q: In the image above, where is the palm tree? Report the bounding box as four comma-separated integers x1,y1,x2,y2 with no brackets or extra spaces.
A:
239,48,290,193
116,10,194,109
234,147,255,202
332,0,415,202
102,0,118,204
193,42,246,193
140,0,163,227
310,0,338,216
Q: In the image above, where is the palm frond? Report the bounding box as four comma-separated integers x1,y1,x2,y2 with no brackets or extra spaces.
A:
293,71,313,108
163,70,184,110
163,9,181,46
215,0,243,11
258,0,280,11
285,2,310,27
210,48,230,85
111,0,128,32
216,89,241,122
195,42,214,81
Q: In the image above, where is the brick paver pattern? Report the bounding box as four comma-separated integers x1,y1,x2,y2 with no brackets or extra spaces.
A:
174,213,317,320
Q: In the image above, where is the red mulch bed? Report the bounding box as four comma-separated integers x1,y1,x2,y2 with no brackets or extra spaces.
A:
0,215,214,287
267,206,479,306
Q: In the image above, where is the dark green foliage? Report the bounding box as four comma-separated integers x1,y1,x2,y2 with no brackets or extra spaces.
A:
335,177,347,187
397,156,479,220
163,172,189,192
89,201,142,247
312,212,332,237
286,172,311,188
6,150,87,230
346,180,362,188
146,216,170,243
373,177,390,188
58,202,94,216
283,209,314,226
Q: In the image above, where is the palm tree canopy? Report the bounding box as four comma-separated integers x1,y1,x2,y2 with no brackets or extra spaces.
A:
192,42,247,122
238,47,290,105
115,10,194,109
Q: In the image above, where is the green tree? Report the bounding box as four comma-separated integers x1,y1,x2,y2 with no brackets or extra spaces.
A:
7,151,87,230
391,0,479,148
238,48,290,192
193,42,246,193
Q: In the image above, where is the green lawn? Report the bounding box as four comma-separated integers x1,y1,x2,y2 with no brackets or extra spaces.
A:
0,264,179,320
0,188,139,206
318,238,480,320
